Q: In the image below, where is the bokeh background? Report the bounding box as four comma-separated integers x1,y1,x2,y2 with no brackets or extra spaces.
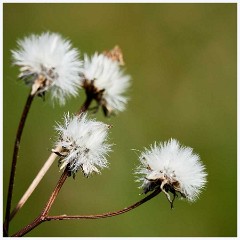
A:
3,3,236,237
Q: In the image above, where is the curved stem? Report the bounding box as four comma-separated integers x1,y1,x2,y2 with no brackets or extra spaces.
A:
8,97,93,224
12,189,161,237
46,189,161,220
4,92,34,235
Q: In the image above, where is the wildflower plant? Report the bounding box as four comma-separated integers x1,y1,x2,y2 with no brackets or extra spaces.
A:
4,31,82,236
4,31,207,237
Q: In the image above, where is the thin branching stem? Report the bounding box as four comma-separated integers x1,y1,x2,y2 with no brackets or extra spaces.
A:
12,189,161,237
4,91,34,236
12,167,70,237
47,189,161,220
42,167,70,217
8,96,94,223
9,146,62,222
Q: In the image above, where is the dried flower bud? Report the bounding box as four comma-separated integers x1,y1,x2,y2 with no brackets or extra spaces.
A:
103,45,125,66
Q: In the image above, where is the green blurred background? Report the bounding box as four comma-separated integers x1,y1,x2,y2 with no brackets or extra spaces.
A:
3,3,236,237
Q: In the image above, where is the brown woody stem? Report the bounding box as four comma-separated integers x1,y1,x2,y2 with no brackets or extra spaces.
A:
77,94,93,115
11,96,94,237
12,189,161,237
4,92,34,236
12,167,70,237
46,189,161,220
8,96,94,225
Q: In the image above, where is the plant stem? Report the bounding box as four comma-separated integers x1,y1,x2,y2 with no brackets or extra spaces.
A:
77,94,93,115
4,92,34,235
9,145,62,222
47,188,161,220
42,167,70,217
8,97,94,224
12,189,161,237
12,167,70,237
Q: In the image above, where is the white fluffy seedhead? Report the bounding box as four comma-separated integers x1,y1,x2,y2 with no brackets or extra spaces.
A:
81,51,131,116
55,113,112,176
135,139,207,203
12,32,82,105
